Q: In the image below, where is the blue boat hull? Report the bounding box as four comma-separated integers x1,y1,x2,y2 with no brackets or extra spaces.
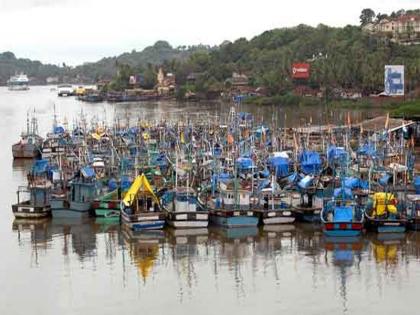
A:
323,229,361,237
131,220,165,231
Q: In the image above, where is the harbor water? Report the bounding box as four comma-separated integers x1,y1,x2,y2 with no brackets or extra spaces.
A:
1,86,419,315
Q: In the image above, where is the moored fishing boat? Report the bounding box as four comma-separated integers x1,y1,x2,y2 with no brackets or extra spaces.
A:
12,114,43,159
364,192,407,233
162,187,208,228
51,166,97,218
200,186,258,228
321,188,364,237
121,174,166,231
405,194,420,230
92,189,121,220
12,160,52,219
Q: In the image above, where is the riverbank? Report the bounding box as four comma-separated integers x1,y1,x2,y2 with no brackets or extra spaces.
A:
243,94,420,118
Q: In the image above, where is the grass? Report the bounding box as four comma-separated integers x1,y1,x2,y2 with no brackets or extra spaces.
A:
391,100,420,117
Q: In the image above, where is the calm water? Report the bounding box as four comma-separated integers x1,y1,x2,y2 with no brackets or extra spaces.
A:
1,86,419,315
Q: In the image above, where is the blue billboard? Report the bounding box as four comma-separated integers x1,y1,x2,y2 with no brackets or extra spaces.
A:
384,65,404,96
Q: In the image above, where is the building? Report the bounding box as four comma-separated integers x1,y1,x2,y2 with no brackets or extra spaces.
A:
363,14,420,44
156,68,176,95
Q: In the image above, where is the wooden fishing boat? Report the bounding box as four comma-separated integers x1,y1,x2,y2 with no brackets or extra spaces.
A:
51,167,97,218
162,187,208,228
12,114,43,159
12,159,52,219
252,186,295,225
321,188,364,237
364,192,407,233
121,174,166,231
92,189,121,220
12,185,51,219
200,187,258,228
405,194,420,230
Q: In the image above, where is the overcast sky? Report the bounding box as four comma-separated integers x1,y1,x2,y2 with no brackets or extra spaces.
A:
0,0,419,66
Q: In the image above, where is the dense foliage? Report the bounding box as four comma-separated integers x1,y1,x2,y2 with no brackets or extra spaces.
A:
1,14,420,96
168,24,420,96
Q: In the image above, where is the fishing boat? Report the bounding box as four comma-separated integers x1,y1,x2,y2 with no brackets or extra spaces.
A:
8,73,29,90
50,166,97,218
321,188,364,237
12,114,43,159
162,187,209,228
291,174,323,223
364,192,407,233
121,174,166,231
405,194,420,230
92,189,121,220
12,160,51,219
200,186,258,228
252,177,295,225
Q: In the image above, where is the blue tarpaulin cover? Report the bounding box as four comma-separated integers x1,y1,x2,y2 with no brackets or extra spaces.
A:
120,176,132,191
269,156,289,177
236,157,254,170
299,151,321,174
334,206,353,222
344,177,368,190
334,187,353,199
327,146,348,164
298,175,314,189
53,126,65,134
81,166,95,178
108,178,118,191
357,143,376,157
415,176,420,194
32,159,49,174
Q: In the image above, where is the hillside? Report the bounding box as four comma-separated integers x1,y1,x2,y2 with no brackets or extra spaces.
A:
0,52,63,85
71,41,212,82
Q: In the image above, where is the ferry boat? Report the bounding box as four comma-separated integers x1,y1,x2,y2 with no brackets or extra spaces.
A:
121,174,166,231
8,73,29,91
57,84,74,96
162,187,209,228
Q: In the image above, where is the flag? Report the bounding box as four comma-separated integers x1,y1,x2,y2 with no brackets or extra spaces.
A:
385,113,390,130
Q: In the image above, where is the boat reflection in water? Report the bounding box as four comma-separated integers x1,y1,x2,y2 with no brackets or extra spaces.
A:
9,218,420,314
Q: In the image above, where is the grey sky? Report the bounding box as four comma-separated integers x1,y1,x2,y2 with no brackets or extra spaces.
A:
0,0,419,66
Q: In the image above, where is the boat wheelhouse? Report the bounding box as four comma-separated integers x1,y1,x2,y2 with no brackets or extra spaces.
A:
121,174,165,231
162,187,208,228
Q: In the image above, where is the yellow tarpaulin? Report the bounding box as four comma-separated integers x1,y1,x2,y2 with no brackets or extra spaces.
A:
91,133,101,141
372,192,397,216
122,174,159,207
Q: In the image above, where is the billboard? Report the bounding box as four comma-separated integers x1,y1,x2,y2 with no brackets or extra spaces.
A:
292,63,310,79
384,65,404,96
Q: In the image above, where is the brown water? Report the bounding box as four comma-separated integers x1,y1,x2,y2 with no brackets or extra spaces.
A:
1,86,419,315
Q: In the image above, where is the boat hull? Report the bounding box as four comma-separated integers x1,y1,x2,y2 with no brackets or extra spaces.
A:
50,199,91,218
364,217,407,233
121,211,166,231
209,212,259,228
293,207,321,223
12,204,51,219
255,209,296,225
12,143,40,159
165,210,209,229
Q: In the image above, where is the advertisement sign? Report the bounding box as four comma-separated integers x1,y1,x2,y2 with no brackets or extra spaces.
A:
129,75,137,85
292,63,310,79
384,65,404,96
